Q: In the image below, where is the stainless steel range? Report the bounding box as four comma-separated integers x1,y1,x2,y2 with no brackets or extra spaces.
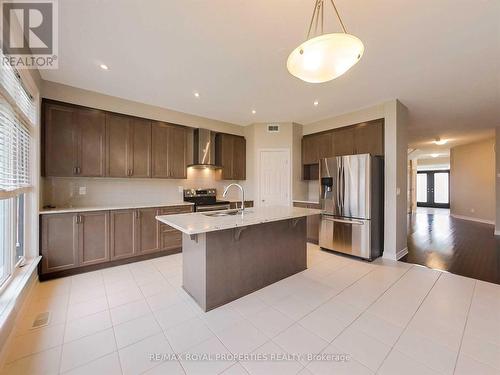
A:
183,189,231,212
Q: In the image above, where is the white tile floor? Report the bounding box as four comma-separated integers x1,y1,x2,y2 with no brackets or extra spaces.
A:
1,244,500,375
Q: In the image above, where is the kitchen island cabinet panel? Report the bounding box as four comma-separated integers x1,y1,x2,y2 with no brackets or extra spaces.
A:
293,202,320,244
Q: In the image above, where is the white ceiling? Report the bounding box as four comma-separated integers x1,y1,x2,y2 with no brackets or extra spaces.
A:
40,0,500,145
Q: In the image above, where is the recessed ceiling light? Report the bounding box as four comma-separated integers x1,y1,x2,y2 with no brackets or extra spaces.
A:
431,153,439,158
313,100,319,106
251,109,256,114
99,64,109,70
434,137,447,145
194,92,200,98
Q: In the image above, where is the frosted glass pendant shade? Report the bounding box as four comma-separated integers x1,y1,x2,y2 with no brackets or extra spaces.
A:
287,33,364,83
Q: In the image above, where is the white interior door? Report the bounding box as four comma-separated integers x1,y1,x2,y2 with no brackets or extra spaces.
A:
258,149,290,207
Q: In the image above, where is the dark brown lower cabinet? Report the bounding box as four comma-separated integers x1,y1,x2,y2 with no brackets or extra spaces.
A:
293,202,320,244
110,209,137,260
137,208,161,254
41,213,79,274
40,205,193,278
79,212,110,266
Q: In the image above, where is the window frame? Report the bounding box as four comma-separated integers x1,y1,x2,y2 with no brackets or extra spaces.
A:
0,56,38,290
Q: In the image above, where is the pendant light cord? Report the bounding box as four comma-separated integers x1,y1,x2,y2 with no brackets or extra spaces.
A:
329,0,347,33
306,0,347,39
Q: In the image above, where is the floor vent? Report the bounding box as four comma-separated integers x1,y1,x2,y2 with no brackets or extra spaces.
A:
31,312,50,329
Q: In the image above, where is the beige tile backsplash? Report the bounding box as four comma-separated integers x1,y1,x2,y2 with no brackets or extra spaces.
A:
42,168,244,209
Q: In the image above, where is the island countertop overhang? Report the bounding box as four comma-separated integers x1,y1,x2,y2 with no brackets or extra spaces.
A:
156,206,321,235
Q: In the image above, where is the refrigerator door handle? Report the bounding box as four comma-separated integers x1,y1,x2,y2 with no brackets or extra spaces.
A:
332,217,365,225
321,215,364,225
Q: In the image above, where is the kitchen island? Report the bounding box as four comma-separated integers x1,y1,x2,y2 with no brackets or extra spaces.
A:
156,206,320,311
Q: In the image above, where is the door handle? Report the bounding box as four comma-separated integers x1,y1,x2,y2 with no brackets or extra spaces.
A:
322,216,364,225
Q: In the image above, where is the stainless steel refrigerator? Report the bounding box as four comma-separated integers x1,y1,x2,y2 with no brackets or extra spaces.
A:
319,154,384,260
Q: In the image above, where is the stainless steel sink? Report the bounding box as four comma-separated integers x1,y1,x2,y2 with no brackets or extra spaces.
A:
202,209,253,217
202,209,241,217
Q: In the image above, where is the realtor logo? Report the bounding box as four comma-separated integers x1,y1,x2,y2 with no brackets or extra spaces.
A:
1,0,58,69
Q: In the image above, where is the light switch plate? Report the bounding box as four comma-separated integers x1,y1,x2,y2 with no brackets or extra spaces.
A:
178,186,183,193
396,187,401,195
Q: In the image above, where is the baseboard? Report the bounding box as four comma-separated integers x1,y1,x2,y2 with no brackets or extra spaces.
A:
450,214,494,225
396,247,408,260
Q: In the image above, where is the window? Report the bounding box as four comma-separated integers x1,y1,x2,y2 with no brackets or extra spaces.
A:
15,194,25,265
0,52,35,287
0,199,8,284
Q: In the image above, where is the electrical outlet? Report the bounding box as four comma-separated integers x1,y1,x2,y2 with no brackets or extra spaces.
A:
178,186,183,193
396,187,401,196
79,186,87,195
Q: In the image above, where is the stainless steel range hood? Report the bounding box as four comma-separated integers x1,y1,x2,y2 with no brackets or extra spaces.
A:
188,128,221,169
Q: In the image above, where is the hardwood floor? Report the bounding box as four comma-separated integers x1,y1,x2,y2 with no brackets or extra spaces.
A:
402,208,500,284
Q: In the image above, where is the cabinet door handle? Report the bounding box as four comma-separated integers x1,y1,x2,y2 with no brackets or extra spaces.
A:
73,167,77,174
76,167,81,174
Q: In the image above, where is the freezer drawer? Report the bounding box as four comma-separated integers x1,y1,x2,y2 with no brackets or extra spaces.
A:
319,215,375,260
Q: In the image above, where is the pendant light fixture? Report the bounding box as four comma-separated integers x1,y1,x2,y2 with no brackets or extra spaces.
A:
287,0,364,83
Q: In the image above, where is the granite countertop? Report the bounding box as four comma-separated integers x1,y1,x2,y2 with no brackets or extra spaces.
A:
39,201,194,214
156,206,321,235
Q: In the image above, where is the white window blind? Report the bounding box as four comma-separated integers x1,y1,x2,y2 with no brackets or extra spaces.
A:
0,52,34,198
0,98,31,196
0,50,36,125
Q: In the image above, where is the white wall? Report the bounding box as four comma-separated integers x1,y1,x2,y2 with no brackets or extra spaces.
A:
303,100,409,260
42,80,243,136
450,138,495,224
243,122,307,206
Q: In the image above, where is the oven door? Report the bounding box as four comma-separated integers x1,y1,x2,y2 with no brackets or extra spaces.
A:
195,204,231,212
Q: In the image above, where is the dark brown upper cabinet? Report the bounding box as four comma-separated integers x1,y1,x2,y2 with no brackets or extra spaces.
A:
302,132,332,165
43,102,105,177
106,113,152,178
353,120,384,156
43,100,189,179
332,127,355,156
302,119,384,180
152,121,188,179
215,133,246,180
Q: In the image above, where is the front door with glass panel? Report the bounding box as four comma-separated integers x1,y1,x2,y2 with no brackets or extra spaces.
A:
417,170,450,208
